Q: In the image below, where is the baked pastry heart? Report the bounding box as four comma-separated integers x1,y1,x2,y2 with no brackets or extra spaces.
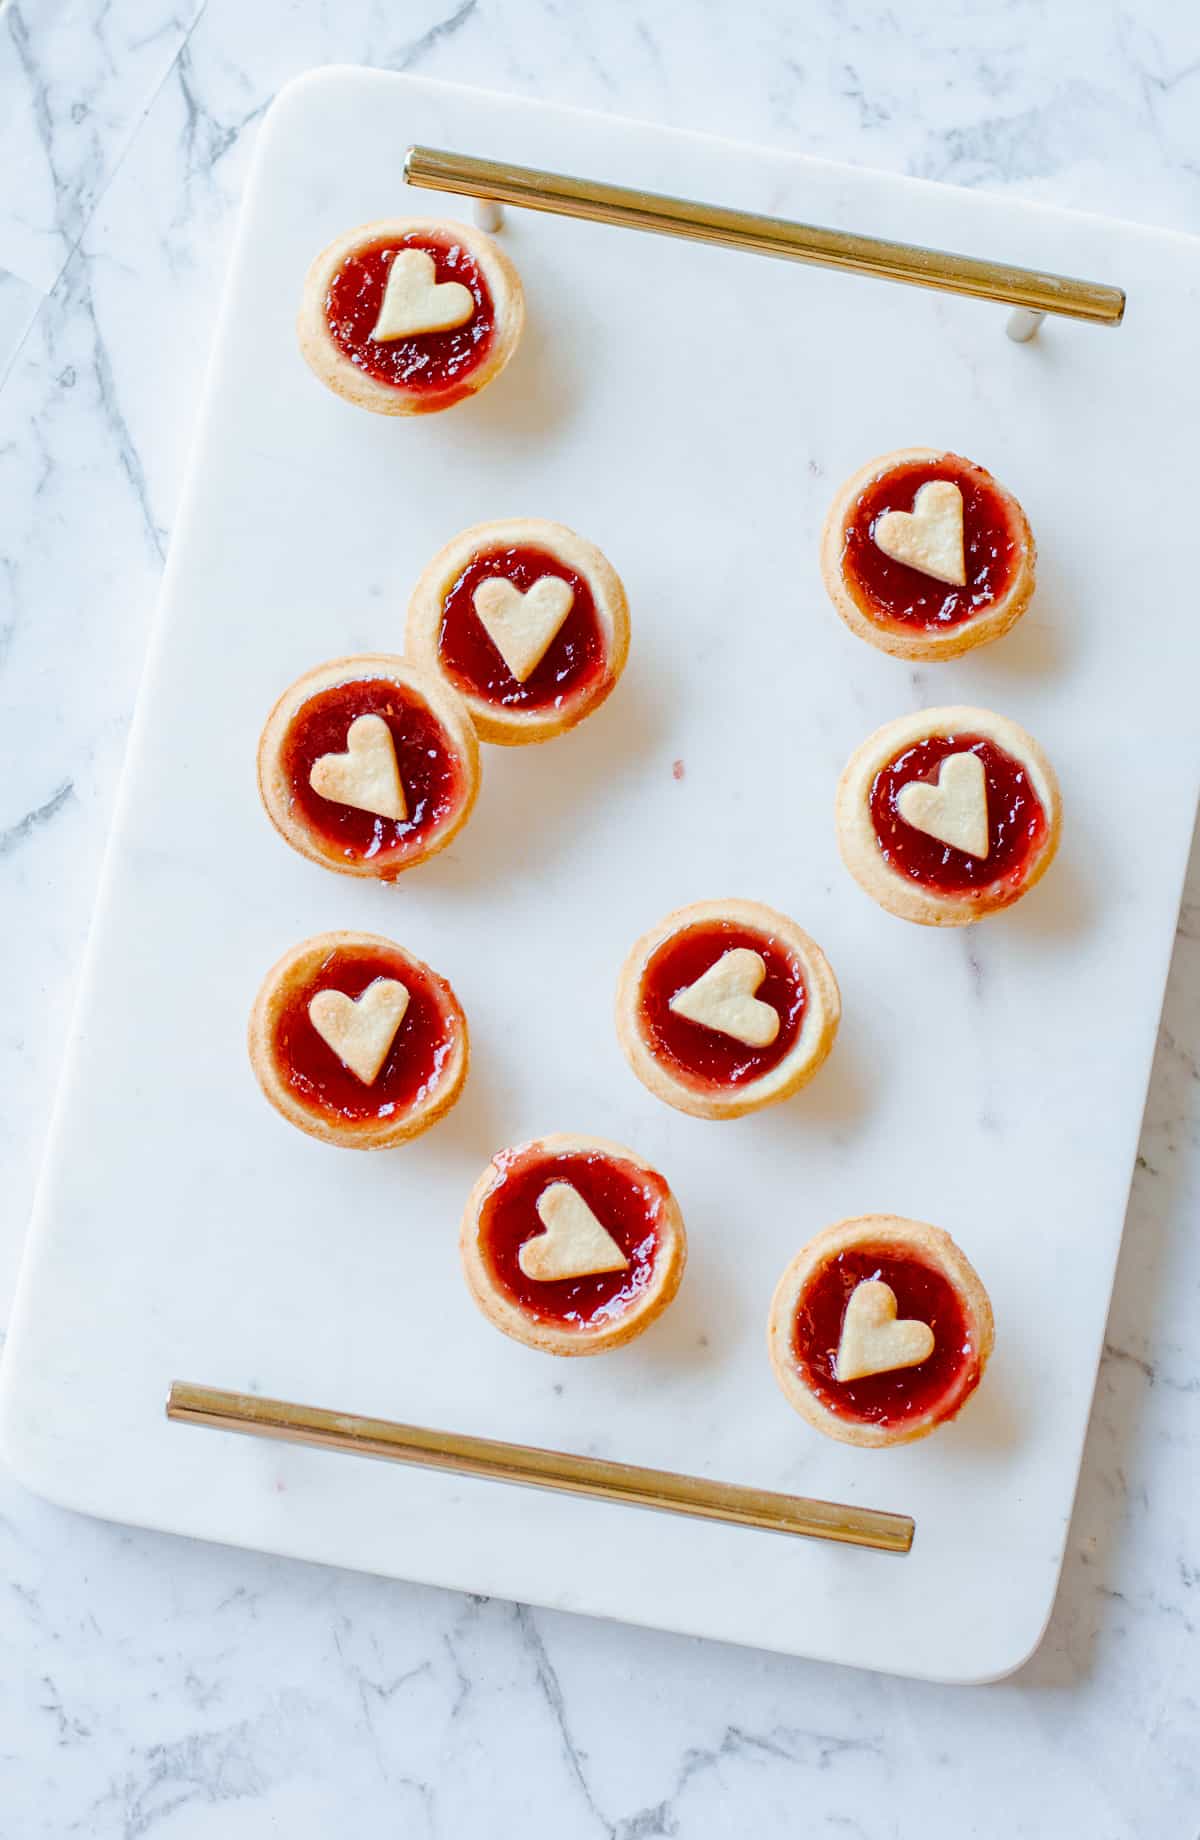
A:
472,575,575,683
460,1134,687,1356
298,217,524,416
308,714,408,822
257,655,479,880
249,931,468,1149
768,1215,994,1448
821,448,1036,660
616,899,840,1120
370,249,474,339
835,1281,935,1381
406,518,631,745
895,750,988,858
836,705,1061,925
873,480,966,585
518,1182,630,1282
669,947,780,1047
308,978,410,1085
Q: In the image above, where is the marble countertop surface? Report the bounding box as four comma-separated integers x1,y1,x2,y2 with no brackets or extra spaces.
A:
2,2,1198,1833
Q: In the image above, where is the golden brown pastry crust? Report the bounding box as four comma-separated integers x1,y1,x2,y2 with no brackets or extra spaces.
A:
257,653,480,880
835,705,1062,927
615,899,841,1120
767,1214,995,1448
297,217,525,416
459,1133,687,1356
248,931,469,1149
405,517,631,746
820,447,1036,661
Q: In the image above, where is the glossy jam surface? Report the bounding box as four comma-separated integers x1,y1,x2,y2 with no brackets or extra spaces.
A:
280,677,466,876
793,1246,980,1428
438,544,608,713
870,732,1046,898
273,944,460,1127
638,921,806,1090
841,454,1022,631
478,1146,670,1329
324,232,496,402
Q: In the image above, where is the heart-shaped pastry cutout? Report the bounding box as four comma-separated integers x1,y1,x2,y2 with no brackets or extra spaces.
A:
873,480,966,586
370,249,475,341
518,1182,630,1283
835,1279,935,1382
668,948,780,1048
896,750,989,858
308,978,410,1085
472,575,575,683
309,714,407,822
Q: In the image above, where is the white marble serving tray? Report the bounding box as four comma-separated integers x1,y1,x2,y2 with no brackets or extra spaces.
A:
4,68,1199,1684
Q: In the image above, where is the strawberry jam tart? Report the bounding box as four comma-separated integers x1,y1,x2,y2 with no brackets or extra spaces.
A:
821,448,1036,660
616,900,841,1119
298,218,525,416
836,706,1061,925
257,655,480,880
406,518,631,745
768,1215,995,1447
460,1134,687,1355
249,931,469,1149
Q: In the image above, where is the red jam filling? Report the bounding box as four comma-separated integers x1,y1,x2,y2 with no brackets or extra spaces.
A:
841,454,1021,631
280,677,467,876
273,944,460,1127
870,732,1046,898
638,921,806,1090
324,232,496,402
793,1246,980,1428
438,544,608,713
478,1146,669,1329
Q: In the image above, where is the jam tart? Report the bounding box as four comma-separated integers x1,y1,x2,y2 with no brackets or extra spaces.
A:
249,931,468,1149
257,654,479,880
836,705,1061,925
298,217,524,416
406,517,630,745
821,448,1036,661
768,1214,994,1448
616,900,841,1119
460,1134,687,1355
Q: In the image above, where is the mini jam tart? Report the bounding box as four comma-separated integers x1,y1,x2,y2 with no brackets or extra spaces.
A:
836,706,1061,926
406,518,631,745
249,931,468,1149
257,655,480,880
616,900,841,1120
460,1134,687,1356
820,448,1036,661
297,217,525,416
768,1215,994,1448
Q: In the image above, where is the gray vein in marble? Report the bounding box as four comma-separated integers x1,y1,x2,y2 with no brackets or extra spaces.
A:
68,270,165,562
611,1723,885,1839
0,0,206,294
174,35,269,193
397,0,479,74
441,1623,473,1718
514,1603,612,1833
1103,1339,1199,1397
913,90,1109,188
6,6,63,224
102,1718,276,1838
0,778,74,854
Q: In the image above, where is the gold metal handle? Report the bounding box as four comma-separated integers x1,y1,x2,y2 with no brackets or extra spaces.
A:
404,144,1124,328
167,1381,914,1554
